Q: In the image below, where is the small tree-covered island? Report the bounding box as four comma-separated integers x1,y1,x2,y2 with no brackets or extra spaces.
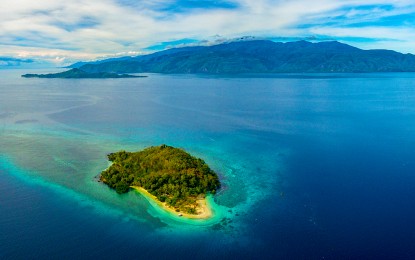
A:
100,145,221,219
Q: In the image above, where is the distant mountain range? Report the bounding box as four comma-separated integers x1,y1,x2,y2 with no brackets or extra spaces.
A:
70,40,415,74
1,57,56,69
0,57,34,68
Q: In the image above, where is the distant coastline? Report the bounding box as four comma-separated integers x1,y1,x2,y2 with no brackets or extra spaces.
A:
21,68,145,79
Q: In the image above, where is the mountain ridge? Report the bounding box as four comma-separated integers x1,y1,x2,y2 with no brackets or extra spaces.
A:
73,40,415,74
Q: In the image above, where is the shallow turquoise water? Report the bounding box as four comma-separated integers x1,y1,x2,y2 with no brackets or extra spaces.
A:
1,70,415,258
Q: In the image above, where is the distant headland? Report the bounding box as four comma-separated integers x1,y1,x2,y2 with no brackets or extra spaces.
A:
22,68,145,78
100,145,220,218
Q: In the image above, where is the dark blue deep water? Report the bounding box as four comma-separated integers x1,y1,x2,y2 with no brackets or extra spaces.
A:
1,71,415,259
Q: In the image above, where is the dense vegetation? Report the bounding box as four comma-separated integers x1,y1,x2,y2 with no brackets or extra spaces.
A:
22,68,143,78
75,40,415,74
100,145,220,214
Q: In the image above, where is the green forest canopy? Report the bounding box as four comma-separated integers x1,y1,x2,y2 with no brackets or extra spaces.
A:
100,144,220,214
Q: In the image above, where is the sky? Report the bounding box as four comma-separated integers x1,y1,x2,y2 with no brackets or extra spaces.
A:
1,0,415,66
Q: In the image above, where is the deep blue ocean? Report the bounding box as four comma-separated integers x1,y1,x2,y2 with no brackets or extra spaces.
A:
1,70,415,259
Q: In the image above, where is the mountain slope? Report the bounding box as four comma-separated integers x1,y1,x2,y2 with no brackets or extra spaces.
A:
77,40,415,74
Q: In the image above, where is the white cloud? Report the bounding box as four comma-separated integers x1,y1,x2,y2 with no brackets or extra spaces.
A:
1,0,415,64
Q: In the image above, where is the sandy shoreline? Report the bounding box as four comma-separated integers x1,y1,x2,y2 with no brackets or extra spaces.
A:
131,186,212,219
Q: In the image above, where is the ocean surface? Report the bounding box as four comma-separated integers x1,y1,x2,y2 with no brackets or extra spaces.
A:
1,70,415,259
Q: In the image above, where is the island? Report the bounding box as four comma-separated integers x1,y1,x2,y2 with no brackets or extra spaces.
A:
100,144,221,218
21,68,145,78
